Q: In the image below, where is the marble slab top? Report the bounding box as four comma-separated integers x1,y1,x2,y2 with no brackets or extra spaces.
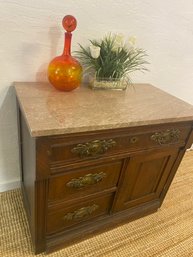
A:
14,82,193,137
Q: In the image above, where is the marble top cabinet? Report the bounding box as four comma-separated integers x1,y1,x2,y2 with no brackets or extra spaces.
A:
15,82,193,254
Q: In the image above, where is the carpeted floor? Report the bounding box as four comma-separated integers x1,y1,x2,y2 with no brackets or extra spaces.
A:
1,152,193,257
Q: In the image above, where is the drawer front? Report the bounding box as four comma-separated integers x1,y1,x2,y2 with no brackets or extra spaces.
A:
46,194,113,234
48,161,122,202
45,124,191,164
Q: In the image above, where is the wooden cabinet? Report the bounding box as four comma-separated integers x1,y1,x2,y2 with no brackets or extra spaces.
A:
15,82,193,254
19,116,193,254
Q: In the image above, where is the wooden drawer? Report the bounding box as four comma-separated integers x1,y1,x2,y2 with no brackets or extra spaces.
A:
48,161,122,202
46,193,113,234
44,124,191,165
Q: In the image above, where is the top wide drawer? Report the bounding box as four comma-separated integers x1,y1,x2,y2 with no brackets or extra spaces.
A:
42,124,191,165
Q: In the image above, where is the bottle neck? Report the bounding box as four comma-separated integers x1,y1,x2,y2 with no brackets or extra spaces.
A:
63,32,72,56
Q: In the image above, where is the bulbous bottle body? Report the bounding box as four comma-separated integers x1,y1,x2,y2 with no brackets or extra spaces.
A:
48,55,82,91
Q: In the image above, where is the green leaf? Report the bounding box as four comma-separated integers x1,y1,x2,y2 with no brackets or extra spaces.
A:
75,34,149,80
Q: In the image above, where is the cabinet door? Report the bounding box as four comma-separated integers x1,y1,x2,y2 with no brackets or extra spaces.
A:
113,149,179,211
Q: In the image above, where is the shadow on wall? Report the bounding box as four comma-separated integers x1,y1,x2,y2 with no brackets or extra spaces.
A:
0,85,20,186
36,26,62,82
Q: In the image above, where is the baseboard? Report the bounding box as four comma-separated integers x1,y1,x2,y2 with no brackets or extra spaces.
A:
0,180,20,192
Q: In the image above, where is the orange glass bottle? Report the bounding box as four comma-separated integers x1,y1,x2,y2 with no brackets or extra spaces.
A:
48,15,82,91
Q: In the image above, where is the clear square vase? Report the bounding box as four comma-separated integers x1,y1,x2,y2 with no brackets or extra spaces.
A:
89,77,128,90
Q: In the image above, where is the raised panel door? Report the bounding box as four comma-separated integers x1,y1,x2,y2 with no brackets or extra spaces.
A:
113,148,179,211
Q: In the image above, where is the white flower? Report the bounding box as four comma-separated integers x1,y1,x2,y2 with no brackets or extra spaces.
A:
90,44,101,58
113,33,125,51
127,36,137,49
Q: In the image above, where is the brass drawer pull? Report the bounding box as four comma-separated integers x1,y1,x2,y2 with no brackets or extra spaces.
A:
151,129,180,145
71,139,116,158
66,172,106,189
63,204,99,221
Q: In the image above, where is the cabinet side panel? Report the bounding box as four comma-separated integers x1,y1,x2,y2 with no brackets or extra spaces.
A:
20,113,36,244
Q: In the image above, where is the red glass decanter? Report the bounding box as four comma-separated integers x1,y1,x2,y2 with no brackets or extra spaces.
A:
48,15,82,91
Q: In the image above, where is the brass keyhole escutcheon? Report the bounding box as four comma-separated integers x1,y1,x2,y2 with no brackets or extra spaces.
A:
130,136,138,144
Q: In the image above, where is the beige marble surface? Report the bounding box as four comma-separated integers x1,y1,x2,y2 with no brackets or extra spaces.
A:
14,82,193,137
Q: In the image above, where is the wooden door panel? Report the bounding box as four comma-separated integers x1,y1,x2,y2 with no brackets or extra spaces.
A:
113,149,179,211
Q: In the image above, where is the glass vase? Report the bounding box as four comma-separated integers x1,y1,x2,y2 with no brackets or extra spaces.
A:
48,15,82,92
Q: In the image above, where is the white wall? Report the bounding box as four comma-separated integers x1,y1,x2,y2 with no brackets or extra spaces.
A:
1,0,193,192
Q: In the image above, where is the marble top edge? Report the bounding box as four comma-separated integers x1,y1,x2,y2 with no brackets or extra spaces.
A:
14,82,193,138
30,117,193,138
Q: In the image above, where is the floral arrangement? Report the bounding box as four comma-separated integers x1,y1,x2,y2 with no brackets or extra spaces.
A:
76,34,149,88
